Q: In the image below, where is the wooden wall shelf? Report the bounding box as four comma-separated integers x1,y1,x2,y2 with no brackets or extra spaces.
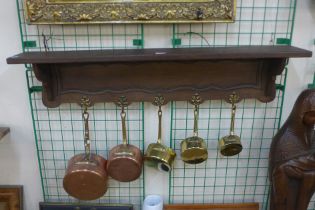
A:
7,46,312,107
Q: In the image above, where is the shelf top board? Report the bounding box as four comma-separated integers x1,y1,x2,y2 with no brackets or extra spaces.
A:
7,46,312,65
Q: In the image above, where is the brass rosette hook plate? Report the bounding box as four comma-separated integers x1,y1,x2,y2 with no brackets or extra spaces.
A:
219,93,243,156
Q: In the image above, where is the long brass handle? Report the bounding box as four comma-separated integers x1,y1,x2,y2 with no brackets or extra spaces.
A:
193,104,199,137
230,103,236,135
81,97,91,161
121,107,128,146
157,106,162,144
228,93,239,136
116,96,129,146
153,95,165,144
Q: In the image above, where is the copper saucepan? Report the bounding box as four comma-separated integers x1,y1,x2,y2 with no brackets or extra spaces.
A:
63,98,108,200
107,97,143,182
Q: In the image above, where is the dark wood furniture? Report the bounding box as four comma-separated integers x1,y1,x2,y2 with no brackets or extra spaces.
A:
7,46,312,107
164,203,259,210
0,128,10,140
39,202,133,210
269,89,315,210
0,186,23,210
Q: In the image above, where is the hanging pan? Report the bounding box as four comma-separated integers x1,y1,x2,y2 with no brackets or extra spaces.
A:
107,96,143,182
219,93,243,156
181,94,208,164
63,97,108,200
144,95,176,172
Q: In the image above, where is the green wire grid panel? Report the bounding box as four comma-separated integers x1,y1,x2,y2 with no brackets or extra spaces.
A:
26,70,145,209
17,0,145,205
171,0,296,47
170,97,279,209
169,73,315,210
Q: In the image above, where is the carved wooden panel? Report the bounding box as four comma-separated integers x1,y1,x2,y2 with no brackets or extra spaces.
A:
31,59,282,107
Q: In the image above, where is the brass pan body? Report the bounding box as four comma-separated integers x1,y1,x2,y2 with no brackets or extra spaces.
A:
181,136,208,164
63,153,108,200
219,135,243,156
144,142,176,172
107,144,143,182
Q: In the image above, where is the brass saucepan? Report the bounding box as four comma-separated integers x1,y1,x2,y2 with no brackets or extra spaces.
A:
107,97,143,182
144,96,176,172
181,94,208,164
63,98,108,200
219,93,243,156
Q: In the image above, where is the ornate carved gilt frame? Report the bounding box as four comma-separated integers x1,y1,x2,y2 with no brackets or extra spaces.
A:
25,0,236,24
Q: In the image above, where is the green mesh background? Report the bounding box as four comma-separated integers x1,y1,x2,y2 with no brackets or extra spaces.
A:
26,69,145,209
169,87,286,210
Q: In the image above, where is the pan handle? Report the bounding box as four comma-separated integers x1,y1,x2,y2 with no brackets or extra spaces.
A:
228,93,239,136
190,94,202,137
116,96,130,146
230,103,236,135
121,107,128,146
81,97,91,161
153,95,165,144
193,104,199,137
157,106,162,144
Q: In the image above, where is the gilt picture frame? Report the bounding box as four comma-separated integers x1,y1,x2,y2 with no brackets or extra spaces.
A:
0,186,23,210
25,0,236,24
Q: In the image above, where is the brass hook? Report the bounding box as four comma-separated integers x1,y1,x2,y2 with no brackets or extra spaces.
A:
80,96,91,160
81,97,91,113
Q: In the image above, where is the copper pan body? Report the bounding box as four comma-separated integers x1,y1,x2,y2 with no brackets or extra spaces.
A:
107,144,143,182
63,153,108,200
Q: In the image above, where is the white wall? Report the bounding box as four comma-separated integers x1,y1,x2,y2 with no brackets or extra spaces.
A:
0,1,42,210
0,0,314,210
284,0,315,121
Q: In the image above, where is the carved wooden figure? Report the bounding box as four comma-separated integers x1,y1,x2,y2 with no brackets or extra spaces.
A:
269,89,315,210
